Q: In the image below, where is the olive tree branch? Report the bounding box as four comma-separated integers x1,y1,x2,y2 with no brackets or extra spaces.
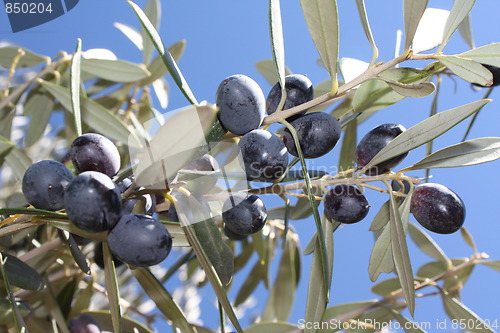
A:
262,51,439,126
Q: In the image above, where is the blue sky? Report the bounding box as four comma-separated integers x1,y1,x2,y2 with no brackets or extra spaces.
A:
1,0,500,331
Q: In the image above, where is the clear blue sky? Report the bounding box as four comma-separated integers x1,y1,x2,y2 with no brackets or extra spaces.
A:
1,0,499,331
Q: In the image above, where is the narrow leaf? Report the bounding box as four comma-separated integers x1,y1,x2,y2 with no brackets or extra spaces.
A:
102,241,121,333
280,120,329,301
440,0,477,52
129,1,198,105
403,0,429,50
363,99,490,172
405,137,500,170
459,42,500,68
0,253,27,332
262,234,298,321
388,188,415,316
132,268,197,333
479,260,500,272
369,200,391,231
304,216,336,333
234,261,263,307
458,14,475,49
379,78,436,98
408,223,450,265
24,90,54,147
179,220,242,332
338,119,357,173
193,219,234,286
368,224,394,282
460,227,478,253
438,55,492,86
371,277,402,296
355,0,378,63
59,230,91,275
299,0,339,91
70,38,82,137
0,135,32,180
269,0,286,90
441,292,495,333
113,22,143,50
1,252,44,291
141,0,161,64
39,80,143,147
0,46,49,67
140,40,187,86
81,58,150,82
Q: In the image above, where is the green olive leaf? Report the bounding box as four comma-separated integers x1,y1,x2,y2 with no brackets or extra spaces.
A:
441,291,496,333
437,55,492,86
362,99,490,172
459,42,500,67
355,1,378,63
408,223,451,265
404,137,500,171
403,0,428,51
299,0,339,91
440,0,477,52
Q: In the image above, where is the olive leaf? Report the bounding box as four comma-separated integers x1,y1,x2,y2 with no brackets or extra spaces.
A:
355,0,378,63
70,38,83,137
441,291,495,333
388,187,415,316
113,22,143,50
403,0,429,51
408,223,450,266
129,0,198,104
403,137,500,171
439,0,477,52
299,0,339,91
459,42,500,67
0,45,49,67
362,99,490,172
80,58,151,82
437,55,492,86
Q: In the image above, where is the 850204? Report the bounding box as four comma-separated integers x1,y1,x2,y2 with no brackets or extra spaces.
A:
5,2,54,14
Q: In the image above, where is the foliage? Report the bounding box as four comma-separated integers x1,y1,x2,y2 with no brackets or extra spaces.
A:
0,0,499,332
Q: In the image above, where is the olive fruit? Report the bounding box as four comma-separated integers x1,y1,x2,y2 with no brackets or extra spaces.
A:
68,314,101,333
22,160,73,211
239,129,288,182
70,133,121,177
266,74,313,118
63,171,122,233
107,214,172,267
222,193,267,235
324,184,370,224
391,179,412,195
282,112,341,158
355,123,407,175
216,74,266,136
223,225,247,241
410,183,465,234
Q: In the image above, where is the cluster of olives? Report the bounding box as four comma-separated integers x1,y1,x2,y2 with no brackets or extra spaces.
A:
22,133,172,268
216,73,466,236
216,74,342,238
